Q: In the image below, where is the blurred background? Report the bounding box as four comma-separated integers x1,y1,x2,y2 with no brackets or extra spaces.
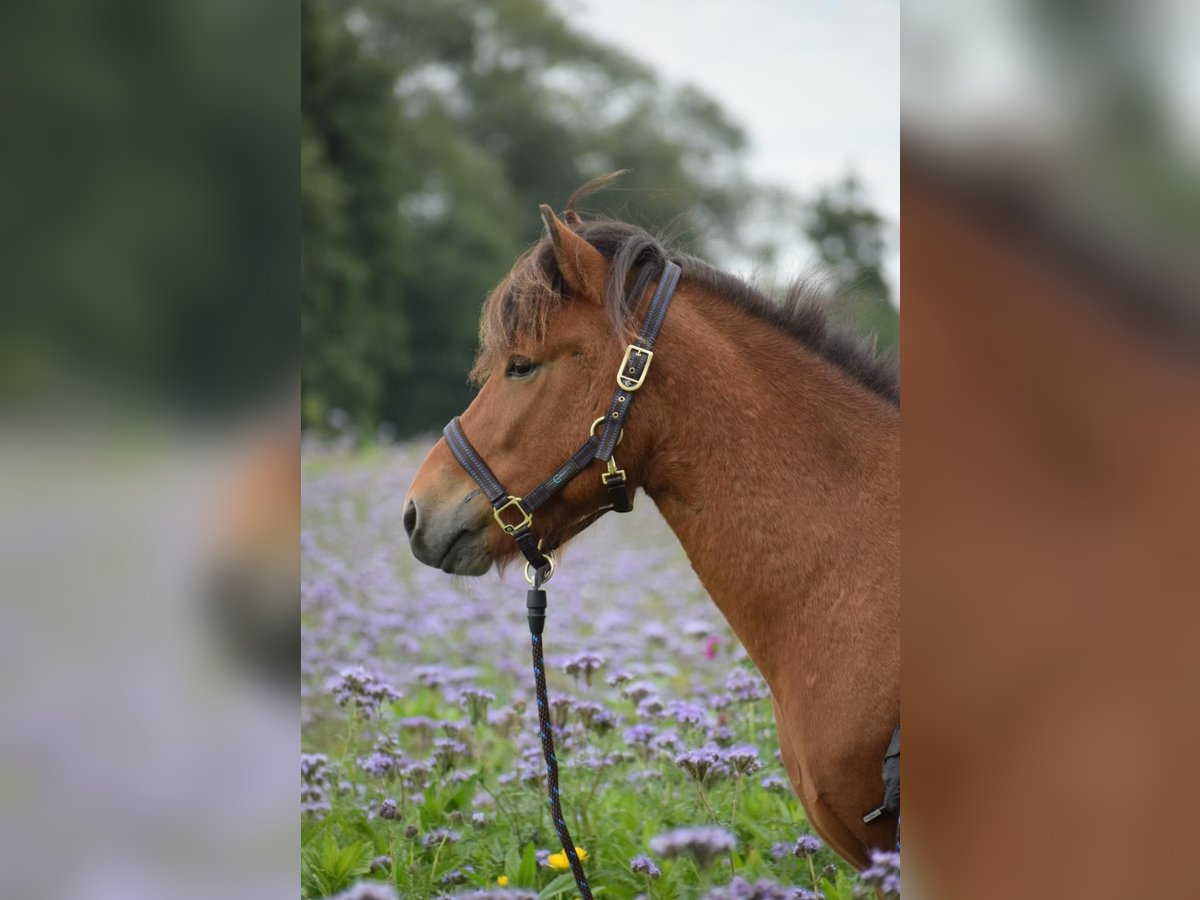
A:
903,1,1199,898
301,0,900,439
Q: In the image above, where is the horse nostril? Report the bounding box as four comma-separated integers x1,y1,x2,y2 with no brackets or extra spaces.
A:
403,500,418,539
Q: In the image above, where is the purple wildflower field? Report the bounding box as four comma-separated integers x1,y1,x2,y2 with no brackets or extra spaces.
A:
302,439,893,899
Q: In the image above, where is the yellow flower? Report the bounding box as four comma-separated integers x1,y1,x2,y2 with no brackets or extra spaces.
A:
547,847,588,871
497,875,509,886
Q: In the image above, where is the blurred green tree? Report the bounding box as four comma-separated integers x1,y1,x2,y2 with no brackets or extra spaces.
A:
803,174,899,351
302,0,413,431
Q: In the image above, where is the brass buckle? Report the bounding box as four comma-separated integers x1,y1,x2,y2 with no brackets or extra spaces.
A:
616,344,653,391
493,496,532,534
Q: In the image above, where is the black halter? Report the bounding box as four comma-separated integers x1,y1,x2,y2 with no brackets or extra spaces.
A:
443,259,681,580
439,259,681,900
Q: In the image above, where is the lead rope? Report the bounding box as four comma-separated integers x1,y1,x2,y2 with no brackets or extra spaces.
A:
526,568,593,900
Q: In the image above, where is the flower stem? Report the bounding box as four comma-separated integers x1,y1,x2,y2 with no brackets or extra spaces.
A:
429,835,447,886
691,778,719,822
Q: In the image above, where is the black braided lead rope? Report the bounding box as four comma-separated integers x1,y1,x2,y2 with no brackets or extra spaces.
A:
527,583,593,900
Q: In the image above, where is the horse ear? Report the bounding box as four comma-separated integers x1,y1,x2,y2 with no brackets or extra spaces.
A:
540,204,607,301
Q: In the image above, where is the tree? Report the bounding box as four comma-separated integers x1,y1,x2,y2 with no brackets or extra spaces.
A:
803,175,899,351
302,0,412,430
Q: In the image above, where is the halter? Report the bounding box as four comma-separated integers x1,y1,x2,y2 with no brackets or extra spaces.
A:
441,259,682,899
443,259,681,579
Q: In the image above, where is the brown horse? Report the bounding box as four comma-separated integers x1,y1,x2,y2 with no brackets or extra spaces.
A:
403,202,900,867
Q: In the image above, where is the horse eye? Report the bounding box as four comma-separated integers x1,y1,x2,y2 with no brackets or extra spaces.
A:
505,357,538,378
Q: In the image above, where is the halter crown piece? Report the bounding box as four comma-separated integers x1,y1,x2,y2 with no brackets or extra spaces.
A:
441,259,682,900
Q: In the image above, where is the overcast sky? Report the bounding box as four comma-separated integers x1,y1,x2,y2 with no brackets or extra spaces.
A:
549,0,899,295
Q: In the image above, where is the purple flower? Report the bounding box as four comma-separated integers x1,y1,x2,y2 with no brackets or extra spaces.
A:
760,775,788,792
649,825,737,868
458,687,496,724
793,834,823,858
550,696,574,729
301,752,330,784
413,665,452,689
401,759,433,788
651,728,683,755
709,725,735,746
621,681,655,703
572,701,607,730
636,696,665,719
699,876,804,899
724,668,768,703
369,854,391,875
395,715,436,736
330,882,399,900
327,666,402,718
378,797,399,820
563,652,606,686
674,747,728,784
422,828,460,848
630,853,661,879
301,753,333,816
860,849,901,896
665,699,709,730
722,744,763,776
624,724,657,747
359,752,401,779
432,738,468,773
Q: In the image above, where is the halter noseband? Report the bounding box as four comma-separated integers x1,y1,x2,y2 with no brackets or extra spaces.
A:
442,259,682,581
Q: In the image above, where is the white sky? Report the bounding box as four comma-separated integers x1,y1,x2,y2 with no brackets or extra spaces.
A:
549,0,899,296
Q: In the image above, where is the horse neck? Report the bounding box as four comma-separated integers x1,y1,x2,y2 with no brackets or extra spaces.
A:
634,286,900,692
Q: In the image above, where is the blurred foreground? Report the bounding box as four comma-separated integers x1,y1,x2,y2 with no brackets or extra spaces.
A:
904,1,1199,897
0,0,297,897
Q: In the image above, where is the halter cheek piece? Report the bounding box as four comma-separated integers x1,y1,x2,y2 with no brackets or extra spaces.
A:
442,259,682,582
438,260,680,900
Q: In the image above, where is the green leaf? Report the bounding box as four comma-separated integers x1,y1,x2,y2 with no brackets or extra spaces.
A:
537,872,579,899
820,871,857,900
504,844,522,883
445,775,478,812
516,841,537,888
300,828,374,898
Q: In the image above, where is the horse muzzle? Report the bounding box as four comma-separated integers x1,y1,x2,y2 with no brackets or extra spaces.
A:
403,492,493,576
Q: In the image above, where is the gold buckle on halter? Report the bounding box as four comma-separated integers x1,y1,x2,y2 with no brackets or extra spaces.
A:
616,344,653,391
493,496,532,534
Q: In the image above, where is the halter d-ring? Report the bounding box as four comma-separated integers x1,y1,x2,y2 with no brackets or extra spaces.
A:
590,416,622,446
523,549,555,586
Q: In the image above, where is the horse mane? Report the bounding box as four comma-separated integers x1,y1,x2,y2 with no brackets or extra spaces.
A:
475,217,900,407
